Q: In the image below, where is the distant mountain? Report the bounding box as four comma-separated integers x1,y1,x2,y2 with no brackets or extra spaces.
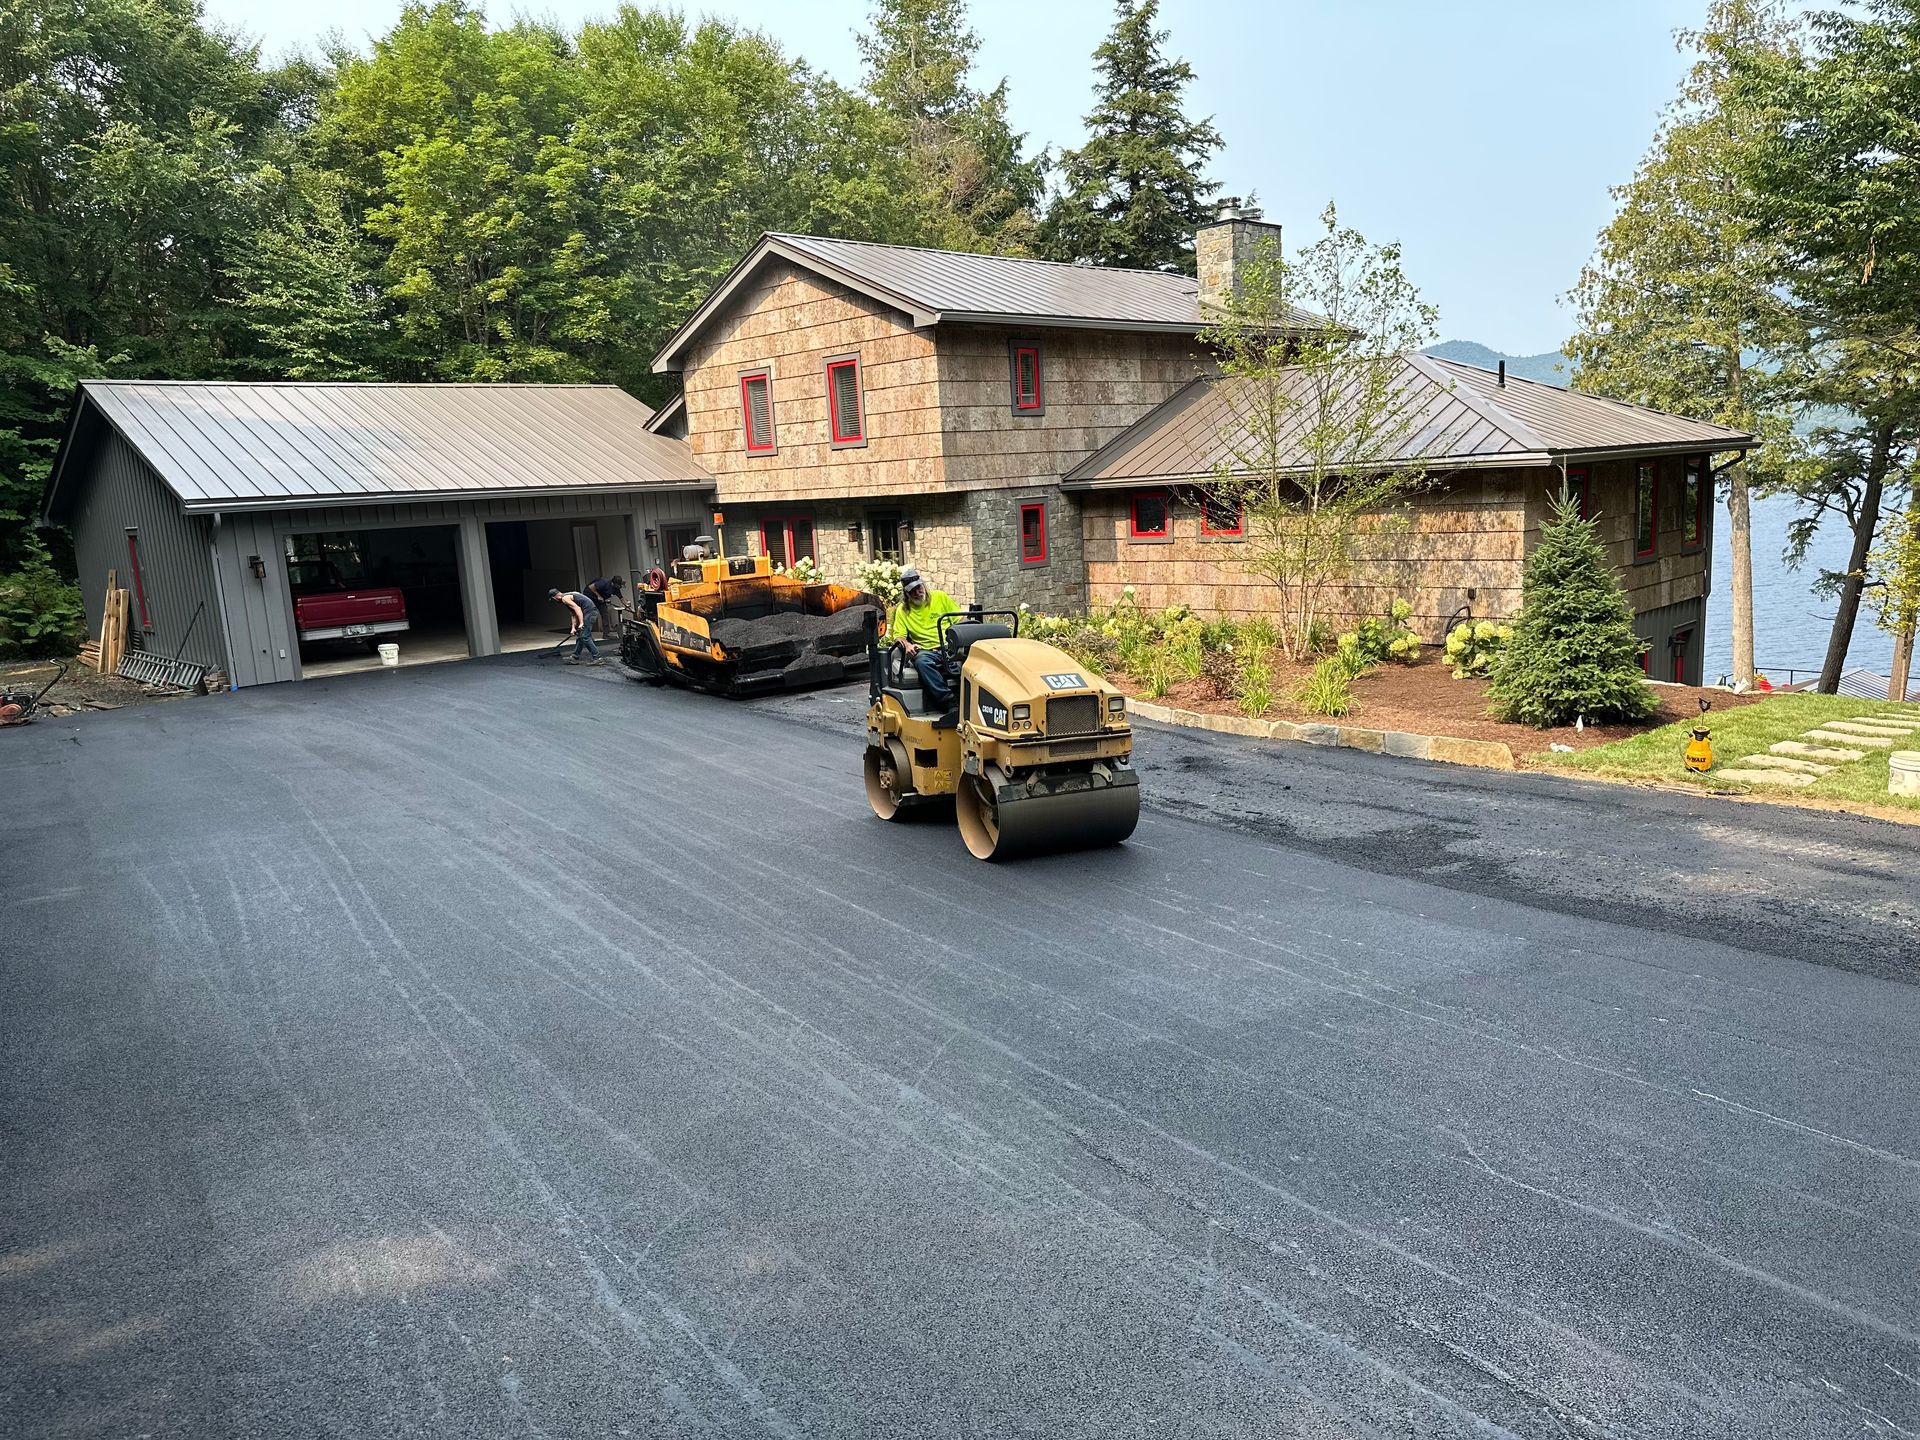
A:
1422,340,1573,388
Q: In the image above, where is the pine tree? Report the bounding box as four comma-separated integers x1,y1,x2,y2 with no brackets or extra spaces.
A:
1487,494,1658,728
1039,0,1220,272
856,0,1046,252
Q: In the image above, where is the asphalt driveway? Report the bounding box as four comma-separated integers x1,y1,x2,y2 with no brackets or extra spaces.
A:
3,655,1917,1437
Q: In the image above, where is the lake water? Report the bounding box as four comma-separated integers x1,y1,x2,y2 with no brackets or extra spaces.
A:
1704,492,1895,685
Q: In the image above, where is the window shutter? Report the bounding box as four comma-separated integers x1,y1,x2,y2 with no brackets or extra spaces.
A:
830,361,862,441
743,374,774,451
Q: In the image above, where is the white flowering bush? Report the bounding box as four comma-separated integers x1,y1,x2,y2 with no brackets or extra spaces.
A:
779,556,826,585
855,557,905,609
1445,618,1512,678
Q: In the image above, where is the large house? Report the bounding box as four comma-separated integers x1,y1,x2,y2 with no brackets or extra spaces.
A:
649,210,1750,685
42,207,1750,690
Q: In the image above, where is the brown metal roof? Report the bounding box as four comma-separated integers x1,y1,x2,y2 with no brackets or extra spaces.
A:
1063,355,1751,488
651,232,1321,372
57,381,713,513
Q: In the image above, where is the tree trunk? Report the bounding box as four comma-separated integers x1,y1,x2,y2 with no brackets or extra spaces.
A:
1817,422,1892,694
1726,460,1755,686
1892,617,1915,703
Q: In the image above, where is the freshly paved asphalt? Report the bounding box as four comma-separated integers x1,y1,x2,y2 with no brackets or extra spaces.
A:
3,653,1918,1438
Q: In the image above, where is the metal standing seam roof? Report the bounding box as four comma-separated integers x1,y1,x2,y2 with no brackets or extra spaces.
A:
54,381,714,514
1063,355,1753,487
650,232,1323,372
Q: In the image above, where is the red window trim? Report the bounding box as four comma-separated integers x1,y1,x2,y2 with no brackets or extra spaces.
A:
1566,464,1590,521
825,355,864,446
760,513,815,564
1670,627,1693,684
1682,455,1707,551
1199,492,1243,537
1635,459,1659,558
1012,344,1043,413
1638,650,1651,675
1019,502,1048,564
740,370,775,453
125,531,150,629
1129,491,1170,540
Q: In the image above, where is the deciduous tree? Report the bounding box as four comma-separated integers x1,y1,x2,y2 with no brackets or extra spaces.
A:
1200,205,1439,660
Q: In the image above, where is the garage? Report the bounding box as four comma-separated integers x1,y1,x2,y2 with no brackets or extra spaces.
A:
43,380,716,688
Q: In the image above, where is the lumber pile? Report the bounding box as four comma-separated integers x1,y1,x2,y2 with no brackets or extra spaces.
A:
87,569,133,674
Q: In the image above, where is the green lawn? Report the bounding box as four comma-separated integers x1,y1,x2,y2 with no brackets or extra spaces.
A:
1546,694,1920,813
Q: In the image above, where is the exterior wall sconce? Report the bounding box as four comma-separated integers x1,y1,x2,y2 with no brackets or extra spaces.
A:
643,527,657,544
248,554,267,580
899,519,915,544
846,519,863,541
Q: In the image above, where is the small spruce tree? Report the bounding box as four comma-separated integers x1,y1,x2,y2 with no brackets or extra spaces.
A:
1487,493,1658,728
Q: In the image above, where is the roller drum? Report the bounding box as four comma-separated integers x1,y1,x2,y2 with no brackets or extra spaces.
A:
956,766,1140,861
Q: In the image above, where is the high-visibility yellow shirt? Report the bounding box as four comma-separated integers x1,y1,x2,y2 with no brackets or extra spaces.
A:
888,589,960,648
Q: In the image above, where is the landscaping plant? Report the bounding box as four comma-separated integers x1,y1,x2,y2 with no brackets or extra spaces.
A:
1444,618,1512,678
1488,495,1658,727
1336,598,1421,671
1293,655,1356,717
855,558,906,609
1234,651,1273,719
0,562,85,660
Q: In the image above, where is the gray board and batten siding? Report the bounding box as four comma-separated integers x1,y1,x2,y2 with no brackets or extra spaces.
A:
45,380,718,688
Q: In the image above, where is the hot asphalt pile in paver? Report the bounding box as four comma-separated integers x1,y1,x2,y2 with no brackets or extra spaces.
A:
707,605,879,655
1717,710,1920,788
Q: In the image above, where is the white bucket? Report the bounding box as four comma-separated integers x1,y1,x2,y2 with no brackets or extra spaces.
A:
1891,751,1920,799
378,643,400,667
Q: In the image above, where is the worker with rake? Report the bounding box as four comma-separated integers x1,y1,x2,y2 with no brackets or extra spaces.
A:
548,587,605,665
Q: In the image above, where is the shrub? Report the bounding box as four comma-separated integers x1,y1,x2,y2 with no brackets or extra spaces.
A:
1142,650,1176,699
1336,597,1421,670
1199,618,1240,653
1305,618,1339,656
1294,655,1357,716
1240,615,1279,655
1235,650,1273,718
780,556,826,585
855,557,905,609
1445,619,1511,678
1162,615,1206,679
0,564,85,660
1198,647,1238,700
1488,495,1657,727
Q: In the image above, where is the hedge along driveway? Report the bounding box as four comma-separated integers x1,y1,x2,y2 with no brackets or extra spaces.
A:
1547,694,1920,814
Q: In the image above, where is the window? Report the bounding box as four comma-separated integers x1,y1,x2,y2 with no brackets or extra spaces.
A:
1637,649,1651,675
1129,491,1170,540
1019,502,1048,565
1681,456,1706,549
1634,460,1659,558
740,370,775,453
660,522,698,563
761,515,815,568
1009,341,1044,414
826,355,865,447
1565,465,1590,521
1199,490,1242,537
868,510,905,561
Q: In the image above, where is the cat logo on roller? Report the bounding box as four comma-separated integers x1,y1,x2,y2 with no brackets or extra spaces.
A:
862,608,1139,860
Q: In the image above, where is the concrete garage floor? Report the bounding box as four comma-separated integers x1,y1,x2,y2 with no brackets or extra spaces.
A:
299,620,604,678
4,657,1919,1438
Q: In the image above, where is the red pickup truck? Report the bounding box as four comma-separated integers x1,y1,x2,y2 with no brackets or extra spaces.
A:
288,560,409,647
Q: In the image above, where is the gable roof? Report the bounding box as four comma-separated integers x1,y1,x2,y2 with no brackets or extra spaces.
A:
1062,355,1751,488
650,232,1322,373
46,380,714,518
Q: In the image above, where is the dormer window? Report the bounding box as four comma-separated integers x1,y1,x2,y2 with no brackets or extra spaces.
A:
1009,341,1044,415
740,369,775,453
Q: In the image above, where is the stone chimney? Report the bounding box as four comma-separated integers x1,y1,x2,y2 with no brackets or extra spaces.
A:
1196,197,1284,314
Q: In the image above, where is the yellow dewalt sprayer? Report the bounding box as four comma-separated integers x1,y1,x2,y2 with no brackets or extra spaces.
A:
1684,696,1714,774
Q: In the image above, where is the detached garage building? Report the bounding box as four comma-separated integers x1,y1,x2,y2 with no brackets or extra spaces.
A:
44,381,716,687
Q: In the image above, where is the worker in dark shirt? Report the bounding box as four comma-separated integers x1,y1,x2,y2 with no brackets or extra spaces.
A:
549,587,604,664
585,576,624,636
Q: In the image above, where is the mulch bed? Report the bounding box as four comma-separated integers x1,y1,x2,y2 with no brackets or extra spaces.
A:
1113,654,1759,756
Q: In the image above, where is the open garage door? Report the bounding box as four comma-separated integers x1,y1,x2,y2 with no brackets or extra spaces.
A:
286,525,469,679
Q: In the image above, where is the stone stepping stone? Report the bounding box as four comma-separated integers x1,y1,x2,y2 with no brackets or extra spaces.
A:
1742,753,1833,775
1716,767,1818,788
1804,728,1894,748
1773,740,1866,762
1824,719,1918,735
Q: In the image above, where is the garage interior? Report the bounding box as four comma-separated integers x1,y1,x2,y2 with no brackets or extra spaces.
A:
487,515,637,655
289,525,469,679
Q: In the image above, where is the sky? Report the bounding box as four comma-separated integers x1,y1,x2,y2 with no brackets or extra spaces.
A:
204,0,1714,357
